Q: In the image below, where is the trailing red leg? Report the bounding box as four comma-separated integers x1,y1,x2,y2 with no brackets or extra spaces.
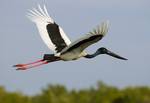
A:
15,60,48,70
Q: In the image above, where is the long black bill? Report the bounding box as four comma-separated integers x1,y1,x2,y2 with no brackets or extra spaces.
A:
105,50,128,60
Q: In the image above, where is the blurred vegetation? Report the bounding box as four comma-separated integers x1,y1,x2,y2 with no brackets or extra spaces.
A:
0,82,150,103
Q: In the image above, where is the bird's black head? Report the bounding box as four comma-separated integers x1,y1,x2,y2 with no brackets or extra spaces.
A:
96,47,128,60
97,47,108,54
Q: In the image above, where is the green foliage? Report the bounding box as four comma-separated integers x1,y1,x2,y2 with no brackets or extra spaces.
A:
0,82,150,103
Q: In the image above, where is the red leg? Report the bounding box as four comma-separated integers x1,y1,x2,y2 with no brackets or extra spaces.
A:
13,59,44,67
13,55,61,70
15,60,48,70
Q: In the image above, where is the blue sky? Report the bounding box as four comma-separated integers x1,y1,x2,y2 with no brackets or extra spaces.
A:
0,0,150,95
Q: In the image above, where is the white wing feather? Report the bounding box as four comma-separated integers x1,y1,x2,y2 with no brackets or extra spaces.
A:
27,5,71,53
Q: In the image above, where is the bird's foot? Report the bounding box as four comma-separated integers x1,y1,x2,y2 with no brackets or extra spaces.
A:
13,64,28,70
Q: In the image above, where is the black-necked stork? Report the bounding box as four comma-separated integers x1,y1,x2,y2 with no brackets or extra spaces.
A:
14,5,127,70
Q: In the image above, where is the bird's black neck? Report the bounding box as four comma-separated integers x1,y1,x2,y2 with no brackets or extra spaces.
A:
84,50,101,59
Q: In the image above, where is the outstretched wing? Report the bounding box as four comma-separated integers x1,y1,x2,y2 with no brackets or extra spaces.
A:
61,21,109,54
27,5,71,53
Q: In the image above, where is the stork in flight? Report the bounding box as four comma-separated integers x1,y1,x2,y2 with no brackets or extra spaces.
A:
14,5,127,70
